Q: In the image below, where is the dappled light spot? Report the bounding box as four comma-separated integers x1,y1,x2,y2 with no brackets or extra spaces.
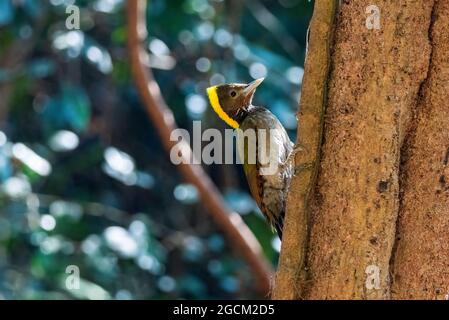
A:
0,131,6,146
182,236,205,261
137,253,161,274
12,143,52,176
135,171,155,189
207,259,223,275
68,279,111,300
40,236,62,255
209,73,225,86
224,190,256,215
190,0,209,13
129,220,146,237
81,235,101,255
195,57,211,72
19,25,32,39
195,21,214,41
86,45,113,73
40,214,56,231
93,0,123,13
233,43,250,61
220,276,239,293
104,226,139,258
49,200,83,220
115,289,132,300
48,130,79,152
178,30,195,45
199,6,215,20
286,66,304,85
149,38,170,56
214,28,233,47
52,31,84,57
249,62,267,79
207,234,225,252
103,147,137,186
157,275,176,293
49,0,67,6
173,183,199,204
271,236,281,252
186,94,207,118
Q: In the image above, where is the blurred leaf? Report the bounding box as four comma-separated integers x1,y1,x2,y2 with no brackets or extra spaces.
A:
23,0,44,19
26,59,56,79
111,26,126,44
61,85,91,131
0,68,12,82
178,275,206,298
0,151,13,182
42,84,91,133
242,213,278,263
0,0,312,300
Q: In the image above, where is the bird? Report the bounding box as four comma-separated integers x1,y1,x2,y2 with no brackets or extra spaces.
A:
206,78,294,238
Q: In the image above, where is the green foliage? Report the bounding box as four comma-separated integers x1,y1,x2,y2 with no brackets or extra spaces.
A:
0,0,312,299
42,84,91,133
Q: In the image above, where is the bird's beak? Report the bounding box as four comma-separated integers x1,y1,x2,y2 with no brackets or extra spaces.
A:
243,78,264,97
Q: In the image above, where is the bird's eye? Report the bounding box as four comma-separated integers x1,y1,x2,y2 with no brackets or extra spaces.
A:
230,90,237,98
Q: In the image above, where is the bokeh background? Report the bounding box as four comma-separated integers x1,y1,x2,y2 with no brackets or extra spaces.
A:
0,0,312,299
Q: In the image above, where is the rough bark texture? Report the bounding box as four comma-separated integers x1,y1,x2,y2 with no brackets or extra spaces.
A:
303,0,434,299
391,0,449,300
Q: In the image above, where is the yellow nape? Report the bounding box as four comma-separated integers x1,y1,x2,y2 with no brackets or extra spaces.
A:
206,86,239,129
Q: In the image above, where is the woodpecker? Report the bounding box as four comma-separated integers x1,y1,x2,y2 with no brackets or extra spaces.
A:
206,78,294,238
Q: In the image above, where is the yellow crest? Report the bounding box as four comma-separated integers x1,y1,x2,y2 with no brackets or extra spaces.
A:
206,86,239,129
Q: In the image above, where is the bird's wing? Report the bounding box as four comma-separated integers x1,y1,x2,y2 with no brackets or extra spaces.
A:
239,108,293,234
243,161,264,211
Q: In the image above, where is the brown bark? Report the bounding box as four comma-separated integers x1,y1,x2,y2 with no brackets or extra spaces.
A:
273,0,338,299
391,0,449,300
304,0,433,299
275,0,442,299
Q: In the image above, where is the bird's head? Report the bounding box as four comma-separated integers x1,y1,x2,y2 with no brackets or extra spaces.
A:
206,78,264,128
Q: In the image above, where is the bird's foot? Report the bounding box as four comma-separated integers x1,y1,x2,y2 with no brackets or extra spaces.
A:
287,144,304,166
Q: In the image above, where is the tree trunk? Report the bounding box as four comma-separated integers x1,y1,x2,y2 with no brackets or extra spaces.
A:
391,0,449,300
275,0,447,300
